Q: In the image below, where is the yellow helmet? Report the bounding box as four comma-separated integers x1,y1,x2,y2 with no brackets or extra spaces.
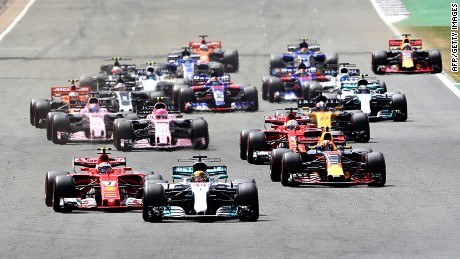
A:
192,170,207,182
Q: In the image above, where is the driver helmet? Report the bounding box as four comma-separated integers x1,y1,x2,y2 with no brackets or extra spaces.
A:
296,69,307,76
286,119,299,130
299,41,309,52
339,74,349,81
316,101,327,111
87,97,100,113
192,170,208,182
199,44,209,51
209,76,220,85
147,66,154,74
402,43,411,50
320,140,334,151
154,108,168,119
358,85,370,94
111,66,123,75
69,91,79,98
114,82,126,91
97,162,112,174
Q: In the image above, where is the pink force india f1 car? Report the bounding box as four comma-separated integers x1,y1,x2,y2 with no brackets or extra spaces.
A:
113,102,209,151
47,96,138,144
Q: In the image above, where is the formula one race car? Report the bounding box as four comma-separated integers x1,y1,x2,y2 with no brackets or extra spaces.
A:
45,148,155,212
278,131,386,187
46,96,137,144
30,79,91,128
112,102,209,151
338,74,408,121
269,38,338,73
185,35,239,73
372,34,442,74
142,155,258,222
175,76,258,112
262,65,331,102
239,108,349,165
80,57,140,91
297,94,370,142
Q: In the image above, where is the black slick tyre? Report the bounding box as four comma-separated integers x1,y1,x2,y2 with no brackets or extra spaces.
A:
53,175,75,213
351,113,370,143
246,131,266,164
191,119,209,150
270,148,290,182
281,152,302,186
237,183,259,221
366,152,386,187
143,182,166,222
45,171,68,207
239,129,259,160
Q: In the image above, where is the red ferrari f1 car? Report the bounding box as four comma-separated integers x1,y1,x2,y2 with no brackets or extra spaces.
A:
45,148,158,212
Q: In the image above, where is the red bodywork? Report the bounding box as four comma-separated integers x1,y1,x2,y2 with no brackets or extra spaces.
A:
67,152,145,209
262,112,346,152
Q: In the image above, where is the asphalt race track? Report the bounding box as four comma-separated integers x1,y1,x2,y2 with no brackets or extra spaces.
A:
1,0,459,258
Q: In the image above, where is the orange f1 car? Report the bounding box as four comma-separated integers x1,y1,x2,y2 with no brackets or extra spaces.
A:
186,35,239,72
30,79,91,128
372,34,442,74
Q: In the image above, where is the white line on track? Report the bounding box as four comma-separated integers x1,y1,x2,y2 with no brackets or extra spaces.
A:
0,0,37,42
369,0,460,99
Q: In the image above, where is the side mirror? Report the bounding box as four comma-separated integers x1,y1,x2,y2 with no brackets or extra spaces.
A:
172,175,182,180
123,167,132,171
80,167,89,171
218,175,228,179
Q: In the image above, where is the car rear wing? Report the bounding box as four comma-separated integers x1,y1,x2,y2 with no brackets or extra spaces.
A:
298,130,346,145
172,165,227,177
297,98,341,109
389,39,422,50
189,41,222,49
73,157,126,170
136,104,179,118
51,86,91,97
264,115,310,125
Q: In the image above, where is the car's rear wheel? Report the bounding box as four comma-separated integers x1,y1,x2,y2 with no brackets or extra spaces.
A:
268,77,283,103
34,100,50,128
246,131,266,164
351,112,370,143
178,87,194,112
281,152,302,186
429,49,442,73
191,119,209,150
239,129,259,160
270,148,290,182
372,50,387,74
244,85,258,111
113,119,133,151
223,49,239,73
51,114,69,145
